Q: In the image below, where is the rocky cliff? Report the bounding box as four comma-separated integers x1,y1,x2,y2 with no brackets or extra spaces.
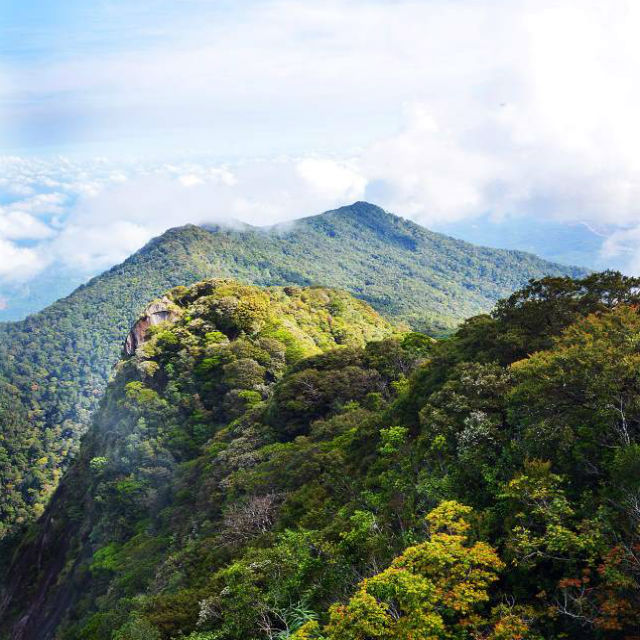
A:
124,297,180,356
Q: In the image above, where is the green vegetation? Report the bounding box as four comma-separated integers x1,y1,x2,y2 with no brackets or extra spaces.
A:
3,272,640,639
0,380,63,537
0,202,585,536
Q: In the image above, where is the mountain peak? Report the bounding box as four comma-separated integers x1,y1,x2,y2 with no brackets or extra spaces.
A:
334,200,388,214
292,201,421,250
322,201,395,223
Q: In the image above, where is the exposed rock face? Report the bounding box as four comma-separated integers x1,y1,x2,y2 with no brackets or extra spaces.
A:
124,297,179,356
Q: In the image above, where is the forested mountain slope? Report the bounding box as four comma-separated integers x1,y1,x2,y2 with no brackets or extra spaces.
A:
3,273,640,640
0,202,586,535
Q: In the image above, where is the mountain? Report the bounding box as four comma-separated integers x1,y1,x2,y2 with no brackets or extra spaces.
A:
0,266,91,323
3,272,640,640
0,279,402,638
0,204,591,325
433,214,612,271
0,201,587,535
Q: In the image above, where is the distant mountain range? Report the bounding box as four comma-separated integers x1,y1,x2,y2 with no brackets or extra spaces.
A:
0,266,90,323
433,214,614,272
0,203,593,323
0,201,587,533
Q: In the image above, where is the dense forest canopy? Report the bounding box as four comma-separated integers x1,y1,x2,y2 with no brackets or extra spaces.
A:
2,271,640,639
0,202,586,537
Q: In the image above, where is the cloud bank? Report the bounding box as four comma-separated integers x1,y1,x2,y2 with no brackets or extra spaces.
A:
3,1,640,279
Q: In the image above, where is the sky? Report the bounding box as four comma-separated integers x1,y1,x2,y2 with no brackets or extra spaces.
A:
2,0,640,291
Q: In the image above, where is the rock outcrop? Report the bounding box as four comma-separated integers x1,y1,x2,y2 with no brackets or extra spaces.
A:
124,297,179,356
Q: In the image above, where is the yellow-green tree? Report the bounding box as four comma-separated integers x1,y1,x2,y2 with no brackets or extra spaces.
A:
293,501,529,640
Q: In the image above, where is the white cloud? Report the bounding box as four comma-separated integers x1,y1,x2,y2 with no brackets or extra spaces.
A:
360,104,500,222
0,238,47,280
178,174,205,188
296,158,366,202
5,1,640,277
52,221,152,271
0,210,54,240
7,192,68,216
601,226,640,273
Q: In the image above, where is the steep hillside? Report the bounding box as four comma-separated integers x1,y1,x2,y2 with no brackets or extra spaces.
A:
0,280,403,638
3,272,640,640
0,202,586,534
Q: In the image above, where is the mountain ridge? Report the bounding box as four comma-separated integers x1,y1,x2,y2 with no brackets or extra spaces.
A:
0,202,585,325
0,201,587,535
4,272,640,639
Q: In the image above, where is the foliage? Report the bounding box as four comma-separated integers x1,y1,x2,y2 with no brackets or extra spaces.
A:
311,501,514,640
7,271,640,640
0,203,584,534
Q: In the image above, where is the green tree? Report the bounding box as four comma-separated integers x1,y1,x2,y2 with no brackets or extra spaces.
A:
296,502,524,640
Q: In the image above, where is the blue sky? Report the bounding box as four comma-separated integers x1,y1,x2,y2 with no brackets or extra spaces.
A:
1,1,247,63
1,1,269,153
1,0,402,155
2,0,640,297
